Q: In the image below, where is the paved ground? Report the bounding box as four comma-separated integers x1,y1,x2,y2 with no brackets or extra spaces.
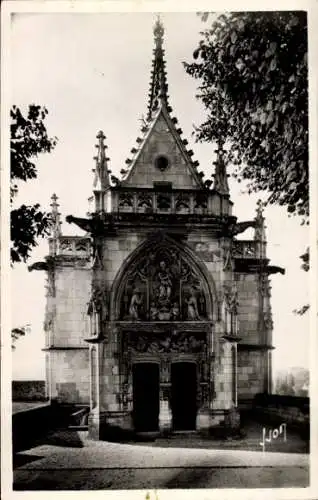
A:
13,429,309,490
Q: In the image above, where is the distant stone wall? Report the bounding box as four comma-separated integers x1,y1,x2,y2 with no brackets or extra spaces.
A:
12,380,47,401
253,393,309,436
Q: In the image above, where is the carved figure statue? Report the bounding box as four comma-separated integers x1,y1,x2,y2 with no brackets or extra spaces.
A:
171,302,180,321
157,260,172,303
129,289,143,320
187,289,200,320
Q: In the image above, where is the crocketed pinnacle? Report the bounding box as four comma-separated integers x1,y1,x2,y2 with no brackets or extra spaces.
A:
254,199,267,243
147,16,170,120
212,140,229,195
50,193,62,239
93,130,110,190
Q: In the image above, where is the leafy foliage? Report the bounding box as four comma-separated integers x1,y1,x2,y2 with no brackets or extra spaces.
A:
293,247,309,315
11,324,30,349
185,12,308,220
10,105,57,263
275,367,309,396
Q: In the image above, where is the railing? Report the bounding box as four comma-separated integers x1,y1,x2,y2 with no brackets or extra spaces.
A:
115,190,231,216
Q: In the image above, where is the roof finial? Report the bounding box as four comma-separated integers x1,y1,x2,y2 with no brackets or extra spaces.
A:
154,15,164,49
147,15,170,120
50,193,62,240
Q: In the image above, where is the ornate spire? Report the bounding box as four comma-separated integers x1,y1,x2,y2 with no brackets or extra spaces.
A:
147,16,171,120
50,193,62,239
212,141,229,195
93,130,110,191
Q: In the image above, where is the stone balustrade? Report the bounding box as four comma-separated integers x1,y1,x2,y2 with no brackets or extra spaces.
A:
113,190,231,216
49,236,91,258
232,240,259,259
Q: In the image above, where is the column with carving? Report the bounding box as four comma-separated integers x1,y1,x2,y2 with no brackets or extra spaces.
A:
159,356,172,433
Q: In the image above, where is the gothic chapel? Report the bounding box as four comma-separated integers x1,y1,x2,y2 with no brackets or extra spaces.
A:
34,19,284,438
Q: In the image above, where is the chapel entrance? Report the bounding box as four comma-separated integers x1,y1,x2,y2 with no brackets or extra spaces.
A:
171,362,197,431
132,362,159,432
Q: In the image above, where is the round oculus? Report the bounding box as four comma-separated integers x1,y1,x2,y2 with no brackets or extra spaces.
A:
155,155,169,172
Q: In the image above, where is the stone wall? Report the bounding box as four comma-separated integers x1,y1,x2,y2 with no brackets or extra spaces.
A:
49,349,89,404
54,266,91,347
253,393,309,436
236,273,260,344
12,381,47,401
237,350,265,399
213,340,234,411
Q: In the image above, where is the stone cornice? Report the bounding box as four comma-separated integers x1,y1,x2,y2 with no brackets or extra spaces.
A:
114,321,214,332
237,343,275,351
66,211,238,237
42,346,89,351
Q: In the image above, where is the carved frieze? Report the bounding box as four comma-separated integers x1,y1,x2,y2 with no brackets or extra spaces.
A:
125,330,207,355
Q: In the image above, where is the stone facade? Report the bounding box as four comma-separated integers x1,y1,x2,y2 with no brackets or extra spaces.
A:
31,19,284,438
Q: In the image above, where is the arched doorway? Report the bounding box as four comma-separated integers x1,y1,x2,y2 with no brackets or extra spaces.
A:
171,362,197,431
110,233,216,433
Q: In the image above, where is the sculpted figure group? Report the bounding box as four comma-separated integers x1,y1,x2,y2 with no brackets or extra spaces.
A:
127,258,204,321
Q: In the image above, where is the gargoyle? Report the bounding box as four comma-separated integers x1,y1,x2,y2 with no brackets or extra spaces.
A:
231,220,257,236
28,261,49,272
66,215,95,233
66,214,115,235
267,265,285,275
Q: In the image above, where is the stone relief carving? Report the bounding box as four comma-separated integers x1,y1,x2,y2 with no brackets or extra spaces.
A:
128,288,143,320
222,283,239,335
137,194,153,210
232,241,257,258
75,239,89,252
186,289,200,320
127,331,207,355
120,245,207,321
119,192,134,208
263,311,273,330
59,238,73,252
175,194,190,212
194,193,208,210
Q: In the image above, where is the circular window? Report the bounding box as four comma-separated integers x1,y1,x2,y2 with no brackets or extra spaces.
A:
155,155,169,172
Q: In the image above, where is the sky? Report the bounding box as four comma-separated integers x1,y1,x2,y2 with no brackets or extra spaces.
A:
9,11,310,380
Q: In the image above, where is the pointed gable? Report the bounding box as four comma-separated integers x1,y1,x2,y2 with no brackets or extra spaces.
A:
121,108,203,189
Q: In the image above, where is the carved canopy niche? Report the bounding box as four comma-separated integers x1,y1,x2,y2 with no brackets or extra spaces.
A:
117,240,210,322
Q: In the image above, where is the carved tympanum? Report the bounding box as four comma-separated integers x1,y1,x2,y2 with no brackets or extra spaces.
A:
120,245,207,321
